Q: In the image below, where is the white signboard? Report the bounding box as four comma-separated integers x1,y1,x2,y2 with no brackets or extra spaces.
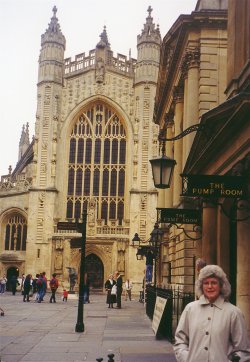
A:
152,296,167,335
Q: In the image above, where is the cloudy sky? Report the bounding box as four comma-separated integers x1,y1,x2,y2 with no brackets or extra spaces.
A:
0,0,197,176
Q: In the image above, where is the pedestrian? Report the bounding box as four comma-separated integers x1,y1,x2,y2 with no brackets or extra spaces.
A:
0,274,7,294
145,250,154,283
10,275,19,295
174,264,250,362
83,272,90,303
36,273,44,303
23,274,31,302
40,271,47,301
49,273,59,303
62,289,68,302
124,279,133,301
20,273,25,295
114,271,123,309
105,274,116,308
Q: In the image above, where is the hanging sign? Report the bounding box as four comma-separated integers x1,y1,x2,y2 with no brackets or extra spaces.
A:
181,175,247,198
158,208,201,225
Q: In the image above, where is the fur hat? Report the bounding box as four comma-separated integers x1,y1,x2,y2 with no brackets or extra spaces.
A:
195,264,231,300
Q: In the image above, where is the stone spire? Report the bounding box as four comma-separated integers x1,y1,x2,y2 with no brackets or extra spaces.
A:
38,6,65,84
96,26,111,50
137,6,161,47
18,123,30,161
41,6,66,49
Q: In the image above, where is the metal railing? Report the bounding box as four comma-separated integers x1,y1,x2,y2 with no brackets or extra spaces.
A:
146,285,194,342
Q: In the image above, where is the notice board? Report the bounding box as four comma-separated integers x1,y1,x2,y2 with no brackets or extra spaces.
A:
152,296,167,335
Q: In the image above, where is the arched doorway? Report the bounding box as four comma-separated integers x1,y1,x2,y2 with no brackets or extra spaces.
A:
6,266,19,291
85,254,104,289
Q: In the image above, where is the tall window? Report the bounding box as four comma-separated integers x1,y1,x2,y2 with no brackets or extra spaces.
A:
66,103,126,224
4,214,27,251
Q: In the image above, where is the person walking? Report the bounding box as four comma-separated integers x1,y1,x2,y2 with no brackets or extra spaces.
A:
124,279,133,301
115,271,123,309
174,265,250,362
0,274,7,294
23,274,31,302
49,273,59,303
36,273,44,303
62,289,68,302
105,274,116,308
10,275,19,295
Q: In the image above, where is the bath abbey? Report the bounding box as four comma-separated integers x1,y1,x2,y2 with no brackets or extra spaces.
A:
0,6,161,290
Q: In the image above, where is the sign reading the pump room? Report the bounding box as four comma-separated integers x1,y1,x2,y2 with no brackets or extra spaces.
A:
158,208,201,225
181,175,247,198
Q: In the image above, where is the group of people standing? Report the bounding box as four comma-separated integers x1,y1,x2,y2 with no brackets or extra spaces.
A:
105,271,133,309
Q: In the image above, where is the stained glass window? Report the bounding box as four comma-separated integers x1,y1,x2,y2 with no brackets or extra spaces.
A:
66,103,127,224
4,214,27,251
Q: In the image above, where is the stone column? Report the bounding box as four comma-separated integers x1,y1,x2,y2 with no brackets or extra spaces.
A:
237,204,250,334
202,202,217,264
182,48,200,165
173,85,184,207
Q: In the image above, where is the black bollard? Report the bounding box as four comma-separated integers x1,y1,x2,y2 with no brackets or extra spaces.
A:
96,359,103,362
107,353,115,362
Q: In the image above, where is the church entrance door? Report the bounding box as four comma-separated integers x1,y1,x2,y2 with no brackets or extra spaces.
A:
85,254,104,289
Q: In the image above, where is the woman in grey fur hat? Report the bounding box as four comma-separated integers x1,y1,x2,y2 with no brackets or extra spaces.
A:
174,264,250,362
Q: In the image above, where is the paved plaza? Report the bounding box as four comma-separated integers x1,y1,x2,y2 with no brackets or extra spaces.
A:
0,291,176,362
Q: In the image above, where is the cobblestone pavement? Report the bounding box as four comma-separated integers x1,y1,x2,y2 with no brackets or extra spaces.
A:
0,291,176,362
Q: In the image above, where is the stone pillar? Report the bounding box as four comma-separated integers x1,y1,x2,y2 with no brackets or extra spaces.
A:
237,206,250,335
182,48,200,165
165,113,174,208
201,203,217,264
173,85,184,207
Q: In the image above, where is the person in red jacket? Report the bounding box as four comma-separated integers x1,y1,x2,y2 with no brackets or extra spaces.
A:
49,273,59,303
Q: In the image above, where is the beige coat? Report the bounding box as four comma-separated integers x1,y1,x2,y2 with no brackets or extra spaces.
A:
174,295,250,362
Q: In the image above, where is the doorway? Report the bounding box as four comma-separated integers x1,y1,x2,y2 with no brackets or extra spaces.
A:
6,266,19,291
85,254,104,289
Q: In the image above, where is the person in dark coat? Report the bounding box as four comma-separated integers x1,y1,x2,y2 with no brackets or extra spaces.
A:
104,274,116,308
10,275,19,295
114,271,123,309
23,274,31,302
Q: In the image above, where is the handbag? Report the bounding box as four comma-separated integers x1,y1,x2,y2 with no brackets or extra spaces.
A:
111,285,117,295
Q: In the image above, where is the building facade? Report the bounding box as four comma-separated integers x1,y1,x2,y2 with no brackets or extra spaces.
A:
0,6,161,291
154,0,250,335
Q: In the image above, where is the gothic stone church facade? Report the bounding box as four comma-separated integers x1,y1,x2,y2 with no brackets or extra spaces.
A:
0,7,161,290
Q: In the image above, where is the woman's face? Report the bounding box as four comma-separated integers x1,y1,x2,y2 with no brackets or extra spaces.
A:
202,277,221,303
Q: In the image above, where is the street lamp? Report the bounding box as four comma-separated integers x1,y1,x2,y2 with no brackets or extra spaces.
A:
131,223,164,287
149,123,205,189
149,222,164,288
75,209,87,332
150,141,176,189
57,210,88,333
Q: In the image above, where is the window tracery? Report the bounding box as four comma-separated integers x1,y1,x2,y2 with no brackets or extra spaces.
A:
67,102,127,225
4,214,27,251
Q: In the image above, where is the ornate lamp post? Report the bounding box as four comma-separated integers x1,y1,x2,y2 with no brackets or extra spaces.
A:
57,209,88,333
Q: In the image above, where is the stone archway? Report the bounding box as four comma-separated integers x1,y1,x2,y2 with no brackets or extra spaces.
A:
85,253,104,289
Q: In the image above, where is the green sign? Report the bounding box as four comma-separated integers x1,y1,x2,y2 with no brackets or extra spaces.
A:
158,208,201,225
181,175,247,198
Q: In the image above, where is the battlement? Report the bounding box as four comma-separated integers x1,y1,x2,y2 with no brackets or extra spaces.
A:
64,49,136,77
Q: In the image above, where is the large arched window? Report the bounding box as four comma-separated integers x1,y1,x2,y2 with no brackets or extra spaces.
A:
4,214,27,251
66,102,126,225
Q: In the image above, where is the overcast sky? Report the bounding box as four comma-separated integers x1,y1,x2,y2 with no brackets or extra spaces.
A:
0,0,197,176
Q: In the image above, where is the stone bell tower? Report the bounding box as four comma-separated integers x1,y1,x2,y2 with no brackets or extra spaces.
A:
130,6,161,243
26,7,66,272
